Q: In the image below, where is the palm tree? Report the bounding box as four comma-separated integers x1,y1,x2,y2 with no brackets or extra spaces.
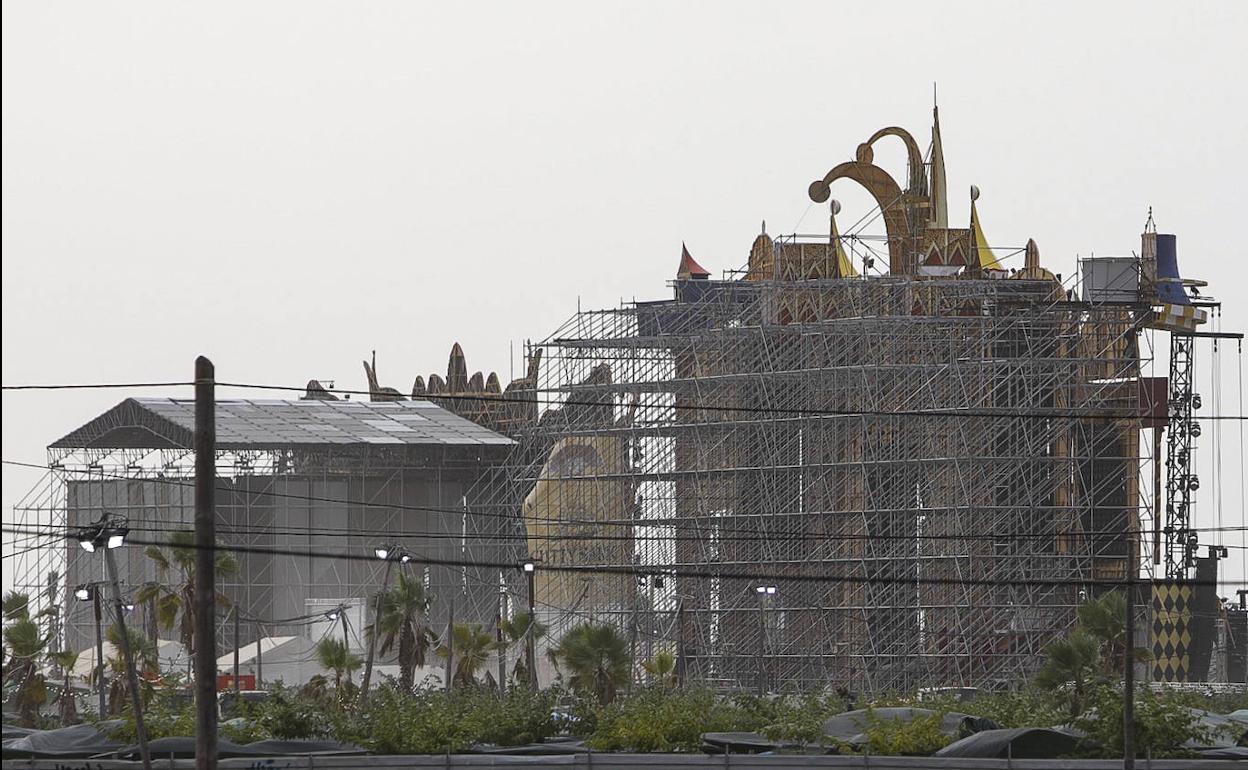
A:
314,637,361,692
498,610,547,687
368,572,436,692
1034,630,1100,717
3,591,48,726
641,651,676,687
48,649,80,724
550,622,631,704
1075,590,1151,676
102,624,159,716
436,623,495,688
136,530,238,658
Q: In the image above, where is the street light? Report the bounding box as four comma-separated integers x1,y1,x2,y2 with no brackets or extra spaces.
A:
361,544,414,696
74,583,106,717
76,522,129,552
754,585,777,696
76,513,151,770
522,561,538,689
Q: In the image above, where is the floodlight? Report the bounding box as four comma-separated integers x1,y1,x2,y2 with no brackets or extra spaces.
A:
74,586,91,601
106,532,127,549
522,562,535,573
374,547,390,560
80,539,98,553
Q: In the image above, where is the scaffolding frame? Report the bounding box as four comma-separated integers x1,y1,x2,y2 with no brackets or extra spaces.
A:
467,264,1153,694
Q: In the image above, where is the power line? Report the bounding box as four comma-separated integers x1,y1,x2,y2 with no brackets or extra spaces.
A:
3,524,1224,591
5,378,1248,422
6,458,1243,546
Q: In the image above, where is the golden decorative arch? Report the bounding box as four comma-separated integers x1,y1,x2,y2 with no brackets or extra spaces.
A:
809,161,912,275
858,126,926,192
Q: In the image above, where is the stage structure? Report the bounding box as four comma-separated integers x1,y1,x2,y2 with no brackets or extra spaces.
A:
10,397,514,674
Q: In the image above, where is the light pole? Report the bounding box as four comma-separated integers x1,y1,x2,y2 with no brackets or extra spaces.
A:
361,545,410,697
523,561,537,689
754,586,776,697
78,517,151,770
75,583,106,717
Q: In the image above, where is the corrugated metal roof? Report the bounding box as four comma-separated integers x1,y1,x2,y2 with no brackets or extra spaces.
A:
51,398,515,449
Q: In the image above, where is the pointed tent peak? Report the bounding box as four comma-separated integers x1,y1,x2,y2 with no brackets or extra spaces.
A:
969,194,1003,272
828,201,858,278
1025,238,1040,271
303,380,339,401
676,242,711,280
411,375,426,397
929,102,948,229
447,343,468,391
1023,238,1043,272
484,372,502,394
525,348,542,384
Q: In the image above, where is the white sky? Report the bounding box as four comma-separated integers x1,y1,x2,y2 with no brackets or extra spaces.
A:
4,2,1248,595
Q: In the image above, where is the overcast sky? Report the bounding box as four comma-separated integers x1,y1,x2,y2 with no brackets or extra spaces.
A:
4,2,1247,595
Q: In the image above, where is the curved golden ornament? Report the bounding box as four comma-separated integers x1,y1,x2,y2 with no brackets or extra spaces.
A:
809,161,911,274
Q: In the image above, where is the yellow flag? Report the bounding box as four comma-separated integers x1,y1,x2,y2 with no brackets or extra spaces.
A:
831,210,858,278
971,200,1002,271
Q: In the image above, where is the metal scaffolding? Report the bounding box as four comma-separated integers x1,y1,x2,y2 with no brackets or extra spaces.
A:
468,268,1150,694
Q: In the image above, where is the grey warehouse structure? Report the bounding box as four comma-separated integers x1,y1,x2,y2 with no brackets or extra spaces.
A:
17,397,515,667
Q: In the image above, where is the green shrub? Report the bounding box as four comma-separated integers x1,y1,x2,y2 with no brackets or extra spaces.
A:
1074,686,1221,759
588,686,752,752
963,688,1068,729
854,709,952,756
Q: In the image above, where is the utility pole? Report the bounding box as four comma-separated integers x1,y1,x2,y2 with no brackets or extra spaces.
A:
254,621,263,689
92,587,106,717
524,562,537,689
495,613,506,698
675,597,686,689
232,606,240,695
756,590,767,697
339,608,350,649
360,552,397,697
444,595,455,693
629,579,639,691
193,355,218,770
1124,515,1137,769
103,548,151,770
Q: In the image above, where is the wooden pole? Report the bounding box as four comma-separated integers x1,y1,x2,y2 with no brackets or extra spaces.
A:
526,568,537,690
255,622,263,689
193,356,218,770
233,606,240,695
92,588,106,717
756,591,766,697
1152,426,1164,566
104,548,151,770
445,595,455,693
496,570,507,697
360,556,395,697
1124,515,1137,768
675,598,686,688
